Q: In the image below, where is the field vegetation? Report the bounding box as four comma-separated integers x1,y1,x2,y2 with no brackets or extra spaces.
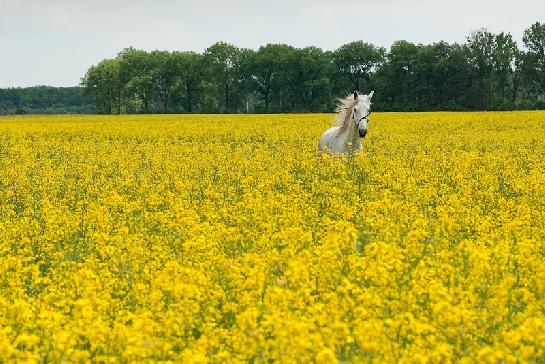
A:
1,112,545,362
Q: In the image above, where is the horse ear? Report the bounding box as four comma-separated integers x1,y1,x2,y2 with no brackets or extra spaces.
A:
353,91,359,100
368,91,374,100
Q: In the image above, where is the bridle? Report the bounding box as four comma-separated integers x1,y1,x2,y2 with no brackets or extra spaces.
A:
353,110,371,126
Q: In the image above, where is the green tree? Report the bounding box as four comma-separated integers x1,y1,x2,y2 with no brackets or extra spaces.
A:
466,29,495,109
150,50,178,113
236,48,257,113
379,41,419,110
290,47,333,112
118,48,157,113
81,58,123,114
441,43,473,109
492,32,519,106
204,42,243,112
409,41,472,110
172,51,204,112
250,44,296,112
333,41,385,93
522,22,545,103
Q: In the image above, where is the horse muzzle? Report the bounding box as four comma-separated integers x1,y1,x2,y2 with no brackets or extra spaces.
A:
359,129,368,138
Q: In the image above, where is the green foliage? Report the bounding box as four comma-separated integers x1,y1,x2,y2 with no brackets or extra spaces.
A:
171,51,204,113
81,59,123,114
250,44,295,112
3,22,545,115
204,42,245,113
0,86,94,115
333,41,386,93
522,22,545,100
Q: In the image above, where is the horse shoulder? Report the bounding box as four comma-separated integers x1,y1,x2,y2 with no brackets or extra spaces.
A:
318,127,334,152
324,127,339,138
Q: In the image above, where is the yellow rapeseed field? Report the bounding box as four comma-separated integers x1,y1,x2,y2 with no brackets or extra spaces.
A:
1,112,545,363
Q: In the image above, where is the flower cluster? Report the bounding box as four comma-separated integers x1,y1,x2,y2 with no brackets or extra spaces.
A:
1,112,544,362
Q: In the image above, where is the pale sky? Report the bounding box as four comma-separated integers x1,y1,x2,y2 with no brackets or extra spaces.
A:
1,0,544,87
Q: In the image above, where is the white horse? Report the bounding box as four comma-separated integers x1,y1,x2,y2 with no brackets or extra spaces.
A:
318,91,374,153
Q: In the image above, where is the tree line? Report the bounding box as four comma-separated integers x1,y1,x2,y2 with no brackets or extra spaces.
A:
2,22,544,115
0,86,95,115
80,23,545,114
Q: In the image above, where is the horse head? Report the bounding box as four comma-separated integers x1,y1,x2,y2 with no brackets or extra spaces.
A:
351,91,374,138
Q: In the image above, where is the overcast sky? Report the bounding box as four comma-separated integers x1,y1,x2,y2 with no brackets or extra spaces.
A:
1,0,544,87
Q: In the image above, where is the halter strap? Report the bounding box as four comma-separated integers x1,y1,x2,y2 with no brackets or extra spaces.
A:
353,111,371,125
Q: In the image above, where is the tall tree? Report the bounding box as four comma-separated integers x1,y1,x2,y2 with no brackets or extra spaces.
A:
81,59,123,114
236,48,257,113
250,44,296,112
466,29,495,109
442,43,473,109
118,48,157,113
204,42,242,113
522,22,545,101
172,51,203,113
379,41,419,110
290,47,333,112
333,41,385,93
150,50,178,113
492,32,519,105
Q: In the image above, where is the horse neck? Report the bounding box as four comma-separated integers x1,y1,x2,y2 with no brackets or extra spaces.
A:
340,121,358,142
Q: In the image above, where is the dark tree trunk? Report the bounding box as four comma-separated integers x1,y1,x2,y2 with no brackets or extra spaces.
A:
186,83,193,112
224,81,229,113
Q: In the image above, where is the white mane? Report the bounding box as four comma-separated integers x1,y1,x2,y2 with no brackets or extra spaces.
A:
333,93,371,134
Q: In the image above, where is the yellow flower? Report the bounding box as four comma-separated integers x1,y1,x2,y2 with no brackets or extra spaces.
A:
316,348,337,364
1,112,545,361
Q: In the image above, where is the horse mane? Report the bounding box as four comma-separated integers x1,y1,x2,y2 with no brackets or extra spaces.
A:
333,93,372,135
334,94,359,135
